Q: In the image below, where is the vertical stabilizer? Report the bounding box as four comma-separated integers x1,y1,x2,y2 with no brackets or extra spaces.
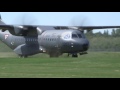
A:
0,14,6,25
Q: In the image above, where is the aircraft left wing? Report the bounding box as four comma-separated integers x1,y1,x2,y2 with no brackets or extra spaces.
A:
1,24,120,36
0,24,56,36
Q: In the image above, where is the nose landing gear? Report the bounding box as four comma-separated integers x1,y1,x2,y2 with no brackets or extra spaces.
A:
68,52,88,58
79,52,88,55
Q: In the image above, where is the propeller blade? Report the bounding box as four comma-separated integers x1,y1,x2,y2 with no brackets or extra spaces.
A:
13,13,39,25
70,15,93,33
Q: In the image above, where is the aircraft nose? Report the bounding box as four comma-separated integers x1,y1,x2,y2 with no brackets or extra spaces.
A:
82,43,89,51
81,39,89,51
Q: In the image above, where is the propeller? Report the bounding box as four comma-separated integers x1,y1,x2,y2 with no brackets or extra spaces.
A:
11,13,40,35
69,15,93,33
13,13,39,25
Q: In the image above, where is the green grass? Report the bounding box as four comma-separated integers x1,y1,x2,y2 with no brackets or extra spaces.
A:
0,52,120,78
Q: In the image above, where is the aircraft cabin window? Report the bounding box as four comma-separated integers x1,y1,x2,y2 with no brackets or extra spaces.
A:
72,34,78,38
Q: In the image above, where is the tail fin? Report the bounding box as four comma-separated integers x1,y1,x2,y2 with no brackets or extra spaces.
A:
0,14,6,25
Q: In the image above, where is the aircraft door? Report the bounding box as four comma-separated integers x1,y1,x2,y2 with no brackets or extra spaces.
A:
10,35,16,49
56,35,62,50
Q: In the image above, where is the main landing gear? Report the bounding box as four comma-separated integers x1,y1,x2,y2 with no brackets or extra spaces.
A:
19,55,28,58
68,53,78,58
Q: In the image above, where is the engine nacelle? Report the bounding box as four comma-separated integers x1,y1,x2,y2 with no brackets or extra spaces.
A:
14,28,21,35
14,26,30,36
36,27,44,35
13,26,38,36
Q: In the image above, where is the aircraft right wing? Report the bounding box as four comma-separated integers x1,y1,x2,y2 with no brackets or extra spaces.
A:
55,26,120,31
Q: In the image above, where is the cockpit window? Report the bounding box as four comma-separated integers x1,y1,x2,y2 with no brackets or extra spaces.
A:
72,33,86,39
78,34,82,38
72,34,78,38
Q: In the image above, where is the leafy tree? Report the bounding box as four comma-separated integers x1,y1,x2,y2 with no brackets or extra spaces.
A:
111,29,116,37
94,32,103,37
116,29,120,36
103,30,109,37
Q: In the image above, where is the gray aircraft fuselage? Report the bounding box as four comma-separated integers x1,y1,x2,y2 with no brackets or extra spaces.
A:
1,15,120,58
0,29,89,57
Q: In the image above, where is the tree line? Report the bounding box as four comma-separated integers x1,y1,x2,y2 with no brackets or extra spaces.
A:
85,29,120,52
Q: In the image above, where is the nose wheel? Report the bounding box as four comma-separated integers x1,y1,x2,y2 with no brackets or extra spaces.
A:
68,52,88,57
79,52,88,55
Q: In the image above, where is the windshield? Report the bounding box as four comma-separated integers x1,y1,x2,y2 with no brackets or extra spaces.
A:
72,34,78,38
72,32,86,39
77,34,82,38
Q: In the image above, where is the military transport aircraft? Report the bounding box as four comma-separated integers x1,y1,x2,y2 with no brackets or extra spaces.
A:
0,15,120,58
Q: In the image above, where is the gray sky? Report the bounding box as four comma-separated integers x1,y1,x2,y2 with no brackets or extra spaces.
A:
1,12,120,34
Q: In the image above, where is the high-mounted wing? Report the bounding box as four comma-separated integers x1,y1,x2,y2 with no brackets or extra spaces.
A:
55,26,120,31
76,26,120,31
0,25,36,36
0,24,58,36
1,24,120,36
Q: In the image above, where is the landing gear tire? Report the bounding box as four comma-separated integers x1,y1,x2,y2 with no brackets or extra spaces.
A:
18,55,28,58
23,55,28,58
19,55,23,58
72,54,78,58
68,53,70,57
79,52,88,55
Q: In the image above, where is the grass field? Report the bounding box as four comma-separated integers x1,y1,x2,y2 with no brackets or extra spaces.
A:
0,52,120,78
